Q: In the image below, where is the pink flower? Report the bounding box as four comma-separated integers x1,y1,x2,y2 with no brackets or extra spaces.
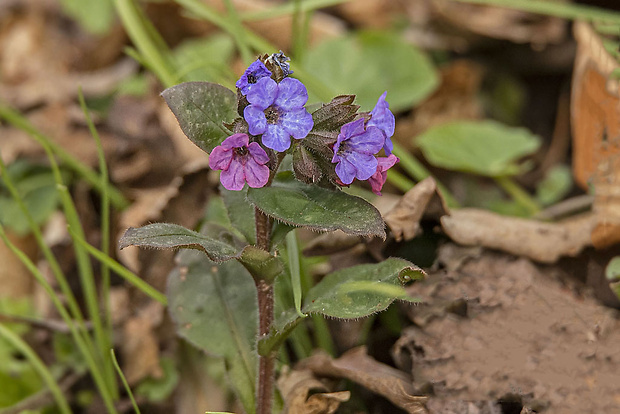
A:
368,154,399,195
209,133,270,191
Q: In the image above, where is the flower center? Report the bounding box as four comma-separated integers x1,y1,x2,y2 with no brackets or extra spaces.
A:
234,146,249,157
247,74,257,84
264,106,282,124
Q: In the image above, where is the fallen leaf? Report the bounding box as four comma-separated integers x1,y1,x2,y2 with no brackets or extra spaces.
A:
277,367,350,414
384,177,447,242
299,347,428,414
440,208,595,263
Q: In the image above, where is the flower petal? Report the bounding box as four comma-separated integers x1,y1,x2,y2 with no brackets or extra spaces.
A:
280,108,313,139
220,157,246,191
244,106,267,135
383,136,394,155
221,133,249,150
369,155,399,195
274,78,309,110
343,151,377,181
261,124,291,152
346,126,384,155
368,91,395,138
244,158,270,188
377,154,399,171
247,142,270,165
236,60,271,95
208,146,233,171
334,158,357,185
339,118,366,142
246,77,277,110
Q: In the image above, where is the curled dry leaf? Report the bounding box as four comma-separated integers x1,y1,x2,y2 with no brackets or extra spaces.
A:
384,177,448,242
277,367,350,414
440,208,595,263
299,346,428,414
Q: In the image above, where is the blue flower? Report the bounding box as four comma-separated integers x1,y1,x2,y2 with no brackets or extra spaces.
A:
243,77,314,152
236,60,272,95
367,91,395,154
331,118,385,185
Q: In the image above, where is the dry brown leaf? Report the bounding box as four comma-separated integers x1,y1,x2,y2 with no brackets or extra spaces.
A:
571,21,620,190
121,301,164,384
277,367,350,414
335,0,405,29
299,347,428,414
440,208,595,263
591,155,620,248
0,231,37,298
396,252,620,413
384,177,447,242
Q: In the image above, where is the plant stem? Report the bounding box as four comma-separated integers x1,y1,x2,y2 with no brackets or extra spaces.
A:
495,175,541,216
254,208,275,414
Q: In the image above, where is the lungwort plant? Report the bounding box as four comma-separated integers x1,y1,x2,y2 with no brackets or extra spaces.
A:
119,52,424,414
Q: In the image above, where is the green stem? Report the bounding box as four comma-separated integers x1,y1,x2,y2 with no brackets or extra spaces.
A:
385,169,415,193
78,90,117,397
222,0,253,65
452,0,620,23
0,324,72,414
0,104,129,209
495,176,541,215
70,230,168,306
110,350,141,414
392,143,460,207
113,0,177,88
0,225,119,414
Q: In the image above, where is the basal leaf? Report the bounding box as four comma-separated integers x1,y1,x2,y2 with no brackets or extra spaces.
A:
167,250,257,413
303,31,439,111
119,223,244,262
161,82,237,153
247,173,385,238
416,120,541,177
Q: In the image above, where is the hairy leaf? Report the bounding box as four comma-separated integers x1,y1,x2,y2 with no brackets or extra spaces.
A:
247,173,385,238
168,251,257,413
119,223,243,262
161,82,237,153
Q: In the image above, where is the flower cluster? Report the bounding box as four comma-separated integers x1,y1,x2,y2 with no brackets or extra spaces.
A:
331,93,398,195
210,53,398,193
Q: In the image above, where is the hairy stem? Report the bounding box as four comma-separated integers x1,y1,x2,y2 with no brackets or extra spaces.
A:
254,208,275,414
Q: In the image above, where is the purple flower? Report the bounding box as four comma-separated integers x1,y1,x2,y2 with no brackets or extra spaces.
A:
244,77,314,152
368,154,399,195
367,91,395,155
209,133,270,191
331,118,385,185
236,60,272,95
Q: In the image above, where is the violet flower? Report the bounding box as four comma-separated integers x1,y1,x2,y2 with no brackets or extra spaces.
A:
368,154,399,195
209,133,270,191
244,77,314,152
331,118,385,185
367,91,395,154
236,60,272,96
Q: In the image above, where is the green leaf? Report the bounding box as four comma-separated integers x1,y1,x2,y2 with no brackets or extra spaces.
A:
60,0,114,34
119,223,244,263
172,34,235,85
167,251,257,413
536,164,573,206
161,82,237,153
303,31,439,111
221,187,256,245
302,258,423,318
239,245,283,282
260,258,423,356
247,173,385,238
606,256,620,281
416,120,541,177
